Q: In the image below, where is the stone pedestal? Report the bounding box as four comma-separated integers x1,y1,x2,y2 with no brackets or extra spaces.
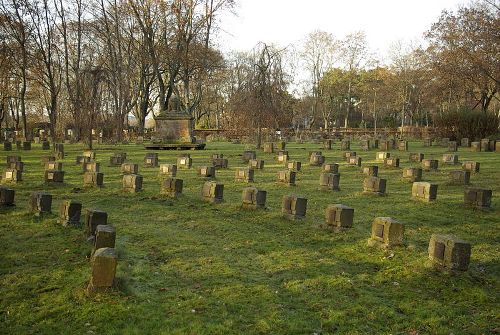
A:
154,115,194,143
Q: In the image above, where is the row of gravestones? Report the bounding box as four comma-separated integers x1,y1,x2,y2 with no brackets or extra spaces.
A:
0,191,117,293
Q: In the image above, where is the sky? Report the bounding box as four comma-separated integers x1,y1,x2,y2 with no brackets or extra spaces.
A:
217,0,466,60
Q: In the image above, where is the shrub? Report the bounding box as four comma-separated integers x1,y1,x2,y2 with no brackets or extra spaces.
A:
432,108,499,140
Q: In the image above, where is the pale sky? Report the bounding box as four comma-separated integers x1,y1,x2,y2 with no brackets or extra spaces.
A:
217,0,466,59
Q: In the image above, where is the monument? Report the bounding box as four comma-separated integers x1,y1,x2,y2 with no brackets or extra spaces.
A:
145,95,205,150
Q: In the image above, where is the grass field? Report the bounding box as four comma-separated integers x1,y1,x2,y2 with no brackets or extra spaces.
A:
1,140,499,335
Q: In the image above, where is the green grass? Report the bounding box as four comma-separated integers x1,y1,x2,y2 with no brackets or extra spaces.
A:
1,140,499,335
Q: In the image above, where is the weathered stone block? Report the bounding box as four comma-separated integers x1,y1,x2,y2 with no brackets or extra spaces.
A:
412,182,438,201
2,169,22,182
241,187,267,209
402,168,422,182
0,187,15,206
45,170,65,183
480,138,490,152
310,153,325,166
428,234,471,271
249,159,264,170
277,141,286,150
86,209,108,236
9,161,24,171
360,139,370,151
212,157,228,169
449,170,470,185
41,141,50,150
368,217,404,248
109,153,126,166
376,152,390,161
363,176,386,196
379,140,391,151
461,138,470,147
30,192,52,214
470,141,481,152
448,141,458,152
422,159,439,171
325,204,354,231
83,150,96,160
121,163,139,174
348,156,362,167
242,150,256,162
161,177,183,198
409,153,424,162
442,154,458,165
277,170,296,186
87,247,117,293
440,138,450,147
76,156,91,165
282,195,307,220
235,168,254,182
363,165,378,177
287,161,301,171
3,142,12,151
462,161,480,173
384,157,400,168
323,163,339,174
144,153,159,167
83,162,100,173
45,162,62,171
84,172,104,187
343,151,356,161
263,142,274,153
277,150,289,164
6,155,21,164
41,155,56,166
59,200,82,226
464,188,492,208
177,155,192,169
123,174,143,193
198,166,216,178
95,225,116,250
201,181,224,203
341,140,350,150
398,141,408,151
319,172,340,191
159,164,177,177
324,139,333,150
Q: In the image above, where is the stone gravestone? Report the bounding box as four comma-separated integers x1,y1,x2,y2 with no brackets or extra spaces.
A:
282,195,307,220
343,151,356,161
30,192,52,214
6,155,21,164
45,170,65,183
277,170,296,186
83,162,100,173
59,200,82,226
323,163,339,174
42,141,50,150
310,152,325,166
86,209,108,237
235,168,254,183
0,187,15,206
398,141,408,151
159,164,177,177
277,150,289,164
376,152,390,161
442,154,458,165
242,150,257,163
76,156,91,165
84,172,104,187
324,139,333,150
123,174,143,193
22,141,31,150
462,161,480,173
348,156,362,167
428,234,471,271
470,141,481,152
121,163,139,175
8,161,24,171
45,162,62,171
480,138,490,152
379,140,391,151
319,172,340,191
449,170,470,185
87,247,117,293
144,153,159,167
363,176,386,196
161,178,183,198
360,139,370,151
341,139,350,150
448,141,458,152
249,159,264,170
363,165,378,177
41,155,56,167
4,142,12,151
109,153,127,166
287,161,301,171
461,138,470,147
384,157,400,168
201,181,224,203
402,168,423,182
464,188,492,209
423,138,432,147
83,150,96,160
94,225,116,250
212,157,229,169
412,182,438,202
198,166,216,178
409,153,424,163
177,155,192,169
440,138,450,147
2,169,22,183
277,141,286,151
422,159,439,171
367,217,404,248
324,204,354,231
263,142,274,153
241,187,267,209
